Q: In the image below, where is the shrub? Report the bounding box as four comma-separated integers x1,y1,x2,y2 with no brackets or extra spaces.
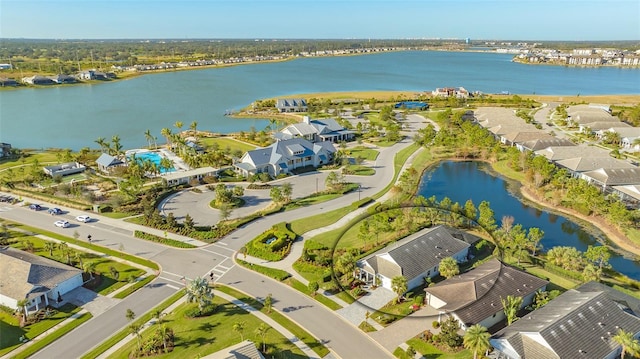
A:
432,320,440,329
414,295,424,305
184,304,216,318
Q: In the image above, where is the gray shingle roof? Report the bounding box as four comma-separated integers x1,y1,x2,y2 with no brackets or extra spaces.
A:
96,153,124,167
535,146,610,161
0,247,82,301
520,138,575,151
360,226,471,281
425,259,548,326
556,157,635,172
491,289,640,359
582,167,640,186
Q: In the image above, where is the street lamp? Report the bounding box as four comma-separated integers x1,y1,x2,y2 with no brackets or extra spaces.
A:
358,184,361,201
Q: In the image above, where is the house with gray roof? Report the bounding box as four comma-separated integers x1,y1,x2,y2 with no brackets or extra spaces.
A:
519,138,575,152
96,153,126,174
0,247,83,313
555,157,635,177
278,116,355,143
234,138,336,178
424,259,548,331
275,98,308,113
567,104,618,126
356,226,474,291
535,145,610,161
580,121,630,134
490,287,640,359
43,162,87,177
581,167,640,191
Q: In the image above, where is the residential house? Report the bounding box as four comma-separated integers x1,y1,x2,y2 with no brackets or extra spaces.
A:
424,259,548,331
22,75,54,85
43,162,87,177
278,117,354,143
501,131,554,149
0,77,18,87
580,121,630,134
78,70,115,81
611,184,640,209
490,285,640,359
474,107,523,129
555,157,635,178
519,138,575,152
581,167,640,195
567,104,618,127
202,340,265,359
356,226,474,291
0,247,83,312
275,98,308,113
48,74,77,84
95,153,126,174
0,143,11,158
535,145,611,161
234,138,336,178
431,87,470,98
162,167,218,187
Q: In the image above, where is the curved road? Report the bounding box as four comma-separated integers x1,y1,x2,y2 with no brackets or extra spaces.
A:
0,114,426,359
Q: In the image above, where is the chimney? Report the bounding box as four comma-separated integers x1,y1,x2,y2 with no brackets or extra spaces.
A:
303,116,310,124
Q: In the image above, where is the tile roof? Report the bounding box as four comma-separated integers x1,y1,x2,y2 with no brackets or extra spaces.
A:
582,167,640,186
0,247,82,301
534,146,610,161
491,289,640,359
425,259,548,326
556,157,635,172
520,138,575,151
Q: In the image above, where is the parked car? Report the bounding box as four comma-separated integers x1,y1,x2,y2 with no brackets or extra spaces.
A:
54,220,70,228
48,208,63,215
29,204,42,211
75,215,91,223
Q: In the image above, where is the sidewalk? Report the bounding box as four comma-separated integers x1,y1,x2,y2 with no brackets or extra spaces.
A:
94,290,320,359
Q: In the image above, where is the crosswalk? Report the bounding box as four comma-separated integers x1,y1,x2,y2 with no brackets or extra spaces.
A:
159,246,235,288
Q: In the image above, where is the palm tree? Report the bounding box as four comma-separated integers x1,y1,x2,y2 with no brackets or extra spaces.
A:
74,250,84,268
254,323,270,352
391,275,408,304
174,121,184,136
57,241,69,263
95,137,109,153
111,135,123,158
233,321,245,341
186,277,213,312
501,295,523,325
612,328,640,359
126,308,136,321
44,241,56,256
160,128,172,148
463,324,491,359
129,323,142,350
189,121,198,138
83,261,97,279
144,129,155,149
439,257,460,279
264,293,273,314
16,298,29,322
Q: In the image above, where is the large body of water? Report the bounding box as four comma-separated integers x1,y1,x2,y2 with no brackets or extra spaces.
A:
417,161,640,280
1,50,639,150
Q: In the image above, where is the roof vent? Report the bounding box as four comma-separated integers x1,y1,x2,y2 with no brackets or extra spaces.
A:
578,350,586,354
598,322,604,327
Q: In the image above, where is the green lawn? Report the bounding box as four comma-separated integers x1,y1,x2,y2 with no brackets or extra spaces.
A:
199,136,256,153
289,206,352,235
345,146,379,161
406,338,473,359
0,304,80,357
342,164,375,176
107,297,306,359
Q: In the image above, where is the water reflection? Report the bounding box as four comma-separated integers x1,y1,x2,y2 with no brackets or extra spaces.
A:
417,161,640,279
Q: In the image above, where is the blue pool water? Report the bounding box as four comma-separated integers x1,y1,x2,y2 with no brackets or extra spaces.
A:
130,151,175,173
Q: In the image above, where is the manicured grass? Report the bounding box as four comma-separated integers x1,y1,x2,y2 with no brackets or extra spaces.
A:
11,312,93,359
345,146,379,161
133,230,198,249
342,165,375,176
406,338,472,359
285,278,342,310
289,206,352,235
491,159,526,182
519,263,580,291
80,290,186,359
215,285,330,358
8,222,159,270
236,259,292,281
371,142,420,200
199,136,256,153
99,212,137,219
0,151,59,171
0,303,80,357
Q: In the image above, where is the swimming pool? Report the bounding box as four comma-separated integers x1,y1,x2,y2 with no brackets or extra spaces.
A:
129,150,175,173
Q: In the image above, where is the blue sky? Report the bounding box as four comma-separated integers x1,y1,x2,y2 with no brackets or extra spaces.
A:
1,0,639,40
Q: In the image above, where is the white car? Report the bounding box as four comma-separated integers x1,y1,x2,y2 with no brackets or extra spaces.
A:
76,215,91,223
54,220,70,228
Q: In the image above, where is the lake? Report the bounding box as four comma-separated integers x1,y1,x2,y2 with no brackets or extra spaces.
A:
417,160,640,280
2,50,639,150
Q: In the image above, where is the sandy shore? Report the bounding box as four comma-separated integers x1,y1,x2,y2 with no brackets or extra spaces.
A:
519,186,640,258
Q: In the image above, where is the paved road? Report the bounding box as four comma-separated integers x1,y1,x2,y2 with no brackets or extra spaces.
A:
0,113,426,359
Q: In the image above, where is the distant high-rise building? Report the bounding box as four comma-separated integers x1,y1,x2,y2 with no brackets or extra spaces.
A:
465,38,470,45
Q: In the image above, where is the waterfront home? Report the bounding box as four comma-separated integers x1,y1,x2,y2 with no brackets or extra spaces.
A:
519,137,575,152
277,116,355,143
424,259,548,331
356,226,473,291
162,166,218,187
48,74,77,84
431,87,470,98
490,284,640,359
535,145,610,161
581,167,640,194
95,153,126,174
474,107,522,128
567,105,619,126
0,247,83,313
43,162,87,177
555,157,635,178
580,121,630,134
275,98,308,113
234,137,336,178
0,143,11,158
78,70,116,81
0,77,18,87
501,131,554,149
21,75,54,85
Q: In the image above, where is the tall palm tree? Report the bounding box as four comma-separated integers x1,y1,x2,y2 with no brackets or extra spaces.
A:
129,323,142,350
254,323,270,352
174,121,184,136
111,135,123,158
95,137,109,153
186,277,213,312
83,261,97,279
189,121,198,138
233,321,245,341
159,157,174,173
501,295,523,325
16,298,29,322
160,128,172,148
463,324,491,359
391,275,408,304
74,250,84,268
144,129,155,149
612,328,640,359
44,241,56,256
57,241,69,262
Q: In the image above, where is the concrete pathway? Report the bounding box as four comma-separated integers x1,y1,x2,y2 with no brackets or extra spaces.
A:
336,288,395,328
368,305,443,352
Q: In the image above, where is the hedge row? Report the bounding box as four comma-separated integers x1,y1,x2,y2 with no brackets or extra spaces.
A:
543,262,585,282
133,230,197,249
245,223,296,261
8,187,92,210
236,259,292,281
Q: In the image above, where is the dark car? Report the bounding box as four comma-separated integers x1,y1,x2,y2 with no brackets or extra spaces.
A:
48,208,63,215
29,204,42,211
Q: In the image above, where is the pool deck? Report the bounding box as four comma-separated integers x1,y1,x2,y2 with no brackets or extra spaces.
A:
125,148,190,172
